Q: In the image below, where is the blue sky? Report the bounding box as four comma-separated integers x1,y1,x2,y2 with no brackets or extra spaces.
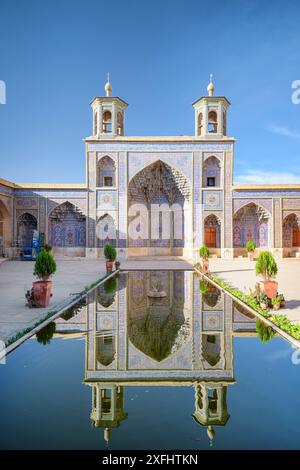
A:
0,0,300,184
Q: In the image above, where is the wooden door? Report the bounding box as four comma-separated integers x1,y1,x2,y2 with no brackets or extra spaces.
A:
292,228,300,247
205,227,217,248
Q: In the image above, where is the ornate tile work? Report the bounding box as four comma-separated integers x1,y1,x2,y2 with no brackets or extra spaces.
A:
39,197,47,234
0,184,14,196
233,198,272,215
202,311,223,331
193,152,201,247
88,152,96,248
282,198,300,209
224,153,232,248
46,198,87,216
15,197,38,209
97,312,116,331
274,198,281,248
128,152,193,182
88,142,232,152
203,190,223,210
233,191,300,197
118,152,127,249
14,190,86,197
97,190,117,209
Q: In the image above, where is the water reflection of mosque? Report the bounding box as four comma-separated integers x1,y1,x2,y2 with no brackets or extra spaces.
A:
55,270,256,446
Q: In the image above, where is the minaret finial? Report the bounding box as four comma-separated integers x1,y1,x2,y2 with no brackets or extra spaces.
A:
207,73,215,97
105,73,112,97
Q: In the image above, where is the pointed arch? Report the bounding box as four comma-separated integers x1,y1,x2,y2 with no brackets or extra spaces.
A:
204,214,221,248
0,199,11,256
127,160,191,255
233,202,270,249
203,155,221,187
96,334,115,367
48,201,86,248
97,155,116,187
17,212,37,247
283,213,300,249
96,213,116,247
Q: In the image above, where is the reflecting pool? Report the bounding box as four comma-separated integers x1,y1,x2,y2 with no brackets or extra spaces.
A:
1,270,300,450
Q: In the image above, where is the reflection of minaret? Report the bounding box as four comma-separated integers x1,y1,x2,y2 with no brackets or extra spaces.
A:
192,383,230,447
90,384,128,446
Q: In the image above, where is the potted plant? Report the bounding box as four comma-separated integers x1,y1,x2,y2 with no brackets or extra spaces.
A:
199,244,210,273
246,240,256,261
271,295,281,311
104,243,117,272
32,247,56,307
255,251,278,299
199,279,209,294
277,293,285,308
257,292,269,310
256,319,275,343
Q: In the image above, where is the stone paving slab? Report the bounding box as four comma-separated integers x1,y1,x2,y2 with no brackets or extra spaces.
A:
0,258,106,343
209,258,300,324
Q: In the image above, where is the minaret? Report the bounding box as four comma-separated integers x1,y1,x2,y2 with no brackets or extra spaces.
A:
192,74,230,138
90,384,128,445
90,74,128,138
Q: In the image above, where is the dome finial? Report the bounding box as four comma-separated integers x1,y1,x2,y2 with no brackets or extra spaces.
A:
207,73,214,97
105,73,112,97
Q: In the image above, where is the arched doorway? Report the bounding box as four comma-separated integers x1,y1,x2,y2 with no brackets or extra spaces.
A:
48,202,86,256
283,213,300,257
96,214,116,253
127,160,191,256
233,203,270,256
204,214,221,253
0,200,11,257
17,212,37,247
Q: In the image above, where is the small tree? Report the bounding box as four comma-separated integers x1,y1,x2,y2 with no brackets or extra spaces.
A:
246,240,256,252
104,243,117,261
255,251,278,281
36,322,56,345
104,277,117,294
199,244,210,260
34,250,56,281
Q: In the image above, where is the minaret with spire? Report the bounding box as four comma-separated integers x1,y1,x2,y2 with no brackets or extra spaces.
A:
192,74,230,138
90,74,128,138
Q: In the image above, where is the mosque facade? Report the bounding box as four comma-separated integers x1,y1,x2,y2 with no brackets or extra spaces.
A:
1,76,300,260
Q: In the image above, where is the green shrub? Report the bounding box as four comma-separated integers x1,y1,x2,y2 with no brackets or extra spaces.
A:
256,319,275,343
199,279,209,294
104,277,117,294
33,250,56,280
199,244,210,260
246,240,256,252
43,244,52,252
36,322,56,345
104,243,117,261
255,251,278,280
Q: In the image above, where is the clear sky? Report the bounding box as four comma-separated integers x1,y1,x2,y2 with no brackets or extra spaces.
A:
1,0,300,184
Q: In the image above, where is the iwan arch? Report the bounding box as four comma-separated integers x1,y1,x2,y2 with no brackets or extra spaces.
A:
1,75,300,260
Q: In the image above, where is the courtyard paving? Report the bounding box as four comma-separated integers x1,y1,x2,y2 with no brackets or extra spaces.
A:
0,258,106,344
209,258,300,324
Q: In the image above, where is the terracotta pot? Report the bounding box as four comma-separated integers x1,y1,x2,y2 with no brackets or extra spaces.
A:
32,280,52,308
247,252,254,261
202,259,209,273
106,260,114,272
259,280,278,299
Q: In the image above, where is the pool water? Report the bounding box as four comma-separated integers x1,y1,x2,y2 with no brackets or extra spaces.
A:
0,270,300,450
